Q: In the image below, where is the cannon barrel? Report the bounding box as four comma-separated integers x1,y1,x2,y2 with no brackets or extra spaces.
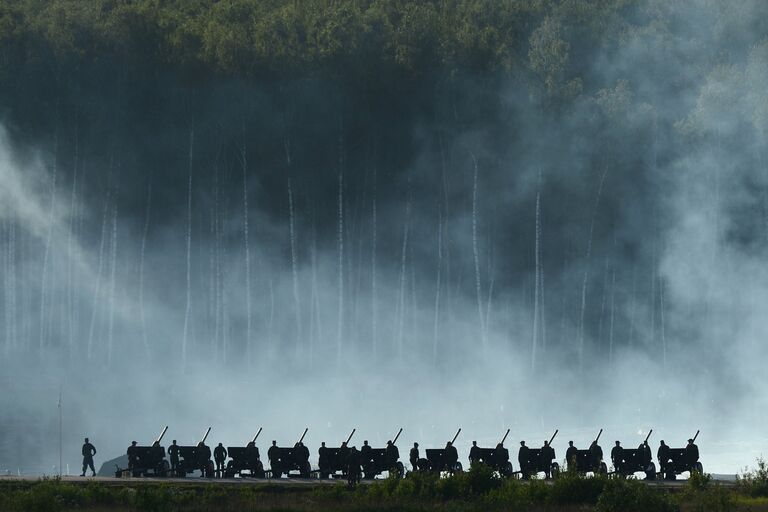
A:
345,429,356,445
594,429,603,444
451,428,462,445
298,428,309,445
200,427,211,445
155,426,168,444
252,427,263,444
644,429,653,444
692,430,700,443
393,428,403,445
500,429,511,445
549,429,558,445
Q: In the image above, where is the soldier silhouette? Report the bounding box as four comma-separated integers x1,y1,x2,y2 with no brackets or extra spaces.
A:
81,437,97,477
469,441,481,466
127,441,138,471
409,442,419,471
658,440,670,477
214,443,227,477
518,441,530,479
168,440,180,475
385,440,399,470
540,440,555,478
611,441,623,474
686,439,700,473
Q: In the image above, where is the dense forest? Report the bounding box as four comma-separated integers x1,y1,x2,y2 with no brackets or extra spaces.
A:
0,0,767,473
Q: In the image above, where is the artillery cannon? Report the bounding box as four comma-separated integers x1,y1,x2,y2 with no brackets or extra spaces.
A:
118,426,170,478
659,430,702,480
224,427,266,478
569,429,608,475
269,429,311,478
177,427,214,478
318,429,357,479
420,429,463,473
360,428,405,479
469,429,513,477
614,430,655,480
520,430,560,479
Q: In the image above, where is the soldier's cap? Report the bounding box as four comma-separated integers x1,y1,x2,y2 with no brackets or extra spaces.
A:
520,441,525,445
660,440,665,443
688,439,694,442
569,441,573,444
132,441,137,444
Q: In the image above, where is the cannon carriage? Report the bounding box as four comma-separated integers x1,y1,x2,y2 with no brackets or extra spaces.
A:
519,430,560,479
419,429,463,473
270,429,311,478
360,429,405,479
569,430,608,476
224,428,266,478
613,430,655,480
176,427,215,478
470,430,513,477
117,426,170,478
659,431,702,480
318,429,357,479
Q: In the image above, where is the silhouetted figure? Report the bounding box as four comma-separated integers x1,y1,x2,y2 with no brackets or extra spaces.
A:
245,441,261,474
127,441,138,470
347,446,361,485
657,440,670,477
589,441,603,472
685,439,700,473
339,441,350,469
469,441,481,466
385,440,399,469
360,440,372,471
151,440,165,472
297,442,310,465
81,438,96,477
640,441,652,468
540,440,555,478
168,440,180,475
214,443,227,477
518,441,530,479
318,442,329,475
409,443,419,471
197,442,211,477
445,441,458,472
493,443,509,469
566,441,578,472
611,441,623,473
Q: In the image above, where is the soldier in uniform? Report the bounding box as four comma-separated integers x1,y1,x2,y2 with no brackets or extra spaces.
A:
657,440,670,477
640,441,652,469
81,437,97,477
385,440,399,470
127,441,138,471
493,443,509,472
518,441,530,479
197,441,212,477
566,441,578,472
685,439,700,473
540,441,555,479
469,441,481,467
409,442,419,472
318,442,329,476
168,440,180,475
268,440,280,477
297,441,310,471
445,441,459,473
245,441,261,476
588,440,603,472
339,441,350,471
611,441,623,474
214,443,227,477
347,446,361,485
360,440,373,474
151,440,165,474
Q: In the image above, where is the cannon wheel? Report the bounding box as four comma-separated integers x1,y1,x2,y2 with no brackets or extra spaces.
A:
694,462,703,474
645,462,656,481
300,462,311,478
551,462,560,478
395,461,405,478
502,462,513,477
453,462,464,473
599,462,608,475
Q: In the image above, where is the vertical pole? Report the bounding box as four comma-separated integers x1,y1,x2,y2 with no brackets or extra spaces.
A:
58,389,62,477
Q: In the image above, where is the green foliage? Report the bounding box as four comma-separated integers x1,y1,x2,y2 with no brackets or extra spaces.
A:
738,458,768,497
596,478,677,512
549,471,607,505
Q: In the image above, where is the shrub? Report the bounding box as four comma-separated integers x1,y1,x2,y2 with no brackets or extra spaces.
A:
549,471,606,505
738,458,768,497
596,478,677,512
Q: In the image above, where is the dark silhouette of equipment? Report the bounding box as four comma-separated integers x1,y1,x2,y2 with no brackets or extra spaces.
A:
660,430,702,480
176,427,214,478
614,430,655,480
318,429,357,479
116,426,169,478
571,429,608,475
520,430,560,479
360,428,405,479
270,428,312,478
224,427,266,478
469,429,513,477
422,429,463,473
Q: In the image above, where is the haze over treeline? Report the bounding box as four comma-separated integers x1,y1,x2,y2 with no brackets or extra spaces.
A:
0,0,767,474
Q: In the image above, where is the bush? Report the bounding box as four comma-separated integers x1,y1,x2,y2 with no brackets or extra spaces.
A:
549,471,606,505
738,458,768,497
596,478,677,512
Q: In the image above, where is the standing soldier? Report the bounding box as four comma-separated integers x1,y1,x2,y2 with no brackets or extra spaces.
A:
640,441,652,469
318,442,329,476
685,439,700,473
81,438,97,477
468,441,481,467
151,440,166,474
518,441,530,479
245,441,261,476
566,441,578,472
360,440,373,471
127,441,138,471
445,441,459,473
588,440,603,473
197,441,212,477
409,442,419,472
385,440,399,471
268,441,280,477
493,443,509,473
168,440,180,476
611,441,623,474
214,443,227,477
657,440,670,478
540,441,555,479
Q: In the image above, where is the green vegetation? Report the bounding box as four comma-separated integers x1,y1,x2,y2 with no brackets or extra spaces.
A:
2,465,768,512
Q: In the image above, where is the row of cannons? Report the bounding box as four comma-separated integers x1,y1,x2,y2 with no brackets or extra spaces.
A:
117,426,702,482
